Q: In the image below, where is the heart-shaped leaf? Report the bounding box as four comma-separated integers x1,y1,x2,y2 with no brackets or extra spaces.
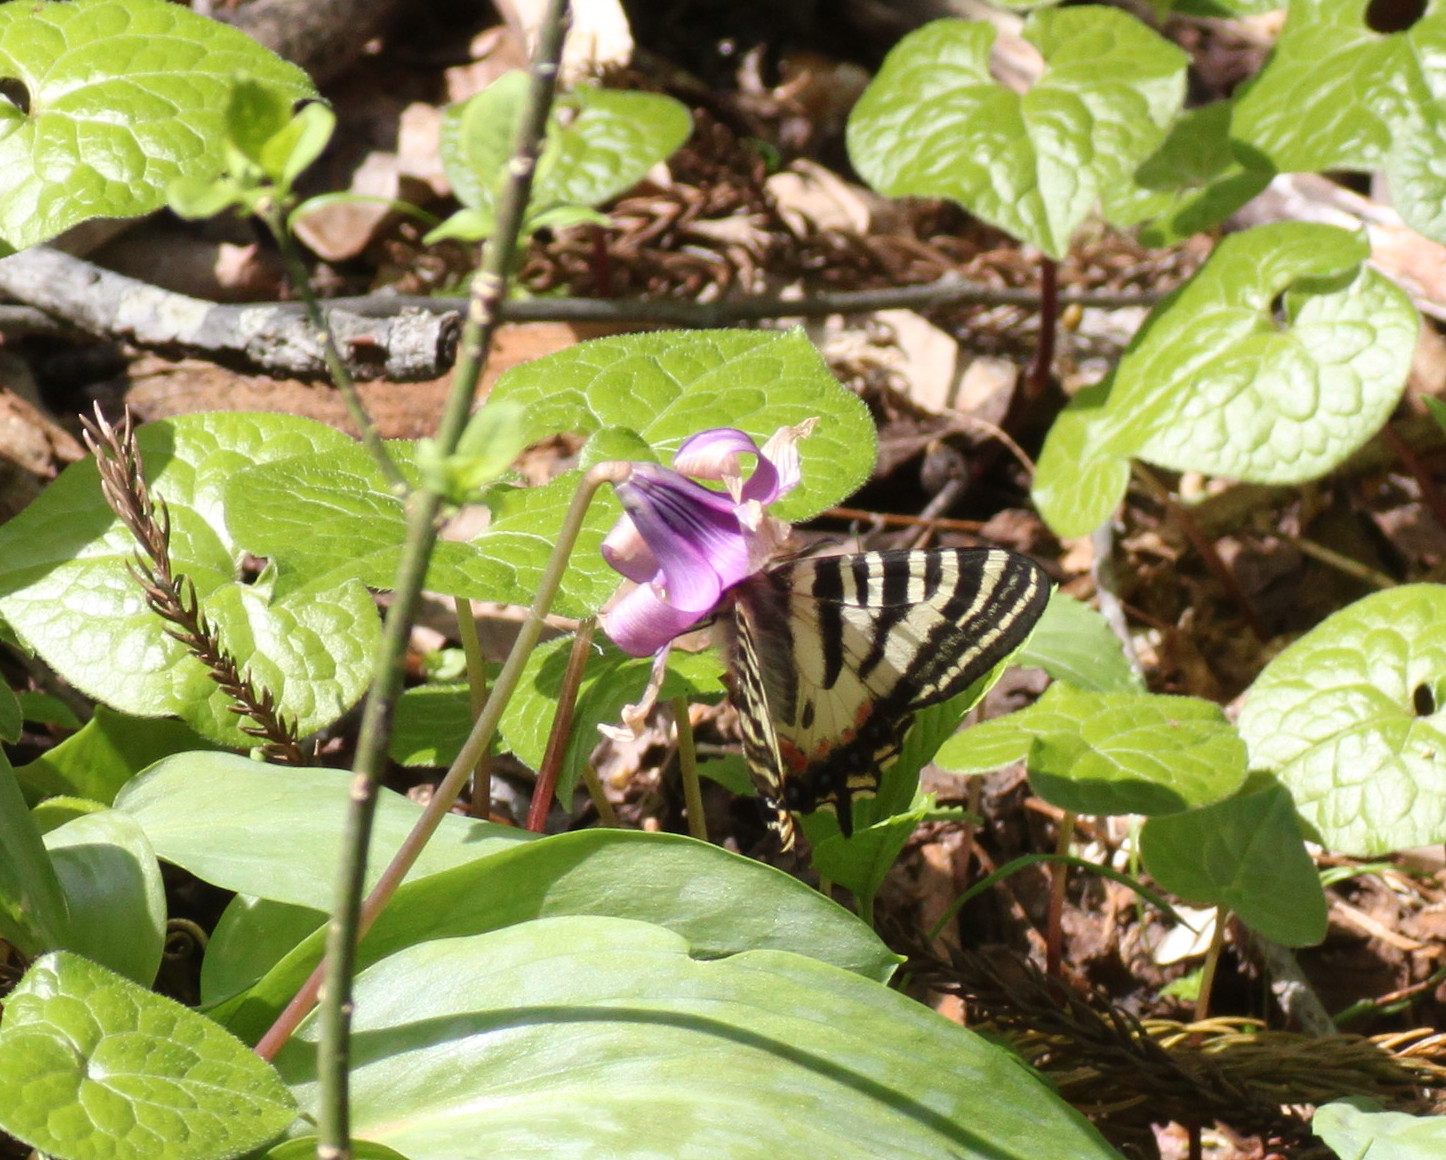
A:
846,9,1186,258
1237,584,1446,856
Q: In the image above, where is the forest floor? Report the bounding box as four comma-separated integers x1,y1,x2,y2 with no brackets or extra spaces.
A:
4,2,1446,1158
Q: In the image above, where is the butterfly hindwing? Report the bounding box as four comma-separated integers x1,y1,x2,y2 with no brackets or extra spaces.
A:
726,548,1050,847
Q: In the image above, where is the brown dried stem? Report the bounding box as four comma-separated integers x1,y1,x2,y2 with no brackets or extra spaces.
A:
79,407,304,765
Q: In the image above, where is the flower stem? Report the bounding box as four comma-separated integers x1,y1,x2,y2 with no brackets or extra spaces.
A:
673,695,708,843
526,616,599,833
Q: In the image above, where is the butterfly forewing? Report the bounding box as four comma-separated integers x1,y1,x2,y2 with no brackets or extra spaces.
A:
726,548,1049,847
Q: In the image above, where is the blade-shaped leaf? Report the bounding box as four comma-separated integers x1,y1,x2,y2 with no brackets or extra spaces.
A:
273,917,1121,1160
216,829,901,1043
0,748,68,955
1237,584,1446,856
1313,1097,1446,1160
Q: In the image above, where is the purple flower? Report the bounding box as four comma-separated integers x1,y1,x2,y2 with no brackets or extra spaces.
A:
600,421,814,657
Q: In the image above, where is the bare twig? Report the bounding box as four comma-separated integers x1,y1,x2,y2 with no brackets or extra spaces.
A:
79,407,304,764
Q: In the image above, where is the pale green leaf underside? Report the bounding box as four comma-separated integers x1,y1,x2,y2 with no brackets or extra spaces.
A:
846,9,1186,258
0,0,314,249
1237,584,1446,856
1032,222,1417,537
0,414,376,746
1314,1097,1446,1160
274,917,1119,1160
113,752,530,909
1016,590,1143,693
0,951,295,1160
1139,782,1327,947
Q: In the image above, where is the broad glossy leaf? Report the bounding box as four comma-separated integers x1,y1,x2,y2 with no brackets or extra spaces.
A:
0,0,314,249
1033,222,1417,537
1237,585,1446,856
201,895,326,1008
1140,782,1327,947
1233,0,1443,174
273,917,1120,1160
113,752,530,908
0,679,20,741
938,684,1247,816
847,10,1186,258
0,413,377,746
487,328,876,525
1314,1097,1446,1160
44,809,165,985
218,829,900,1042
0,951,295,1160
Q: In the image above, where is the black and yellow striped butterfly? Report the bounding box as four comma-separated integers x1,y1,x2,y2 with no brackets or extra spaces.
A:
722,548,1050,848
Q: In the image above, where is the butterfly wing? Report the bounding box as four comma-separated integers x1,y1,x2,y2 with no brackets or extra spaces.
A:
726,548,1049,845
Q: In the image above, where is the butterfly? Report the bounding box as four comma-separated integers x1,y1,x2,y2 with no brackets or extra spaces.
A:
721,548,1050,849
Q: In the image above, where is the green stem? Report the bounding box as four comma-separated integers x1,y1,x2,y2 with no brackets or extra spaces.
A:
296,7,573,1157
261,203,405,493
455,598,492,818
1194,905,1226,1023
1045,810,1076,978
673,695,707,843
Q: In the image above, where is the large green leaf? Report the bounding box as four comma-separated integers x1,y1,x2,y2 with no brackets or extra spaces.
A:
273,917,1121,1160
0,0,314,251
45,809,165,986
1140,781,1327,947
113,752,530,908
0,413,378,746
846,10,1186,258
1033,222,1417,537
1314,1097,1446,1160
1237,585,1446,856
0,952,296,1160
1016,590,1143,693
217,829,900,1042
0,748,69,955
489,328,876,524
937,684,1247,816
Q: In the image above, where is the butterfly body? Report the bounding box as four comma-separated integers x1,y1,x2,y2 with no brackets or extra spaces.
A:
724,548,1050,848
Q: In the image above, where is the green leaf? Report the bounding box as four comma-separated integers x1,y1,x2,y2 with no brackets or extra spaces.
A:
273,917,1120,1160
940,684,1248,815
1232,0,1444,175
846,10,1186,258
495,635,725,799
0,678,21,741
437,74,691,231
15,690,83,730
1016,590,1143,692
807,801,933,909
217,829,902,1043
0,748,69,955
44,809,166,985
1237,584,1446,856
1140,781,1327,947
0,0,314,249
0,413,378,746
112,751,531,909
488,328,876,524
1032,222,1417,537
1129,100,1275,246
14,705,222,806
1313,1097,1446,1160
201,895,326,1007
0,951,296,1160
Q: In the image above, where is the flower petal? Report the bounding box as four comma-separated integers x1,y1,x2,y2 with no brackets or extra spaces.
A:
601,582,706,657
600,515,658,584
674,427,761,503
752,417,817,502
